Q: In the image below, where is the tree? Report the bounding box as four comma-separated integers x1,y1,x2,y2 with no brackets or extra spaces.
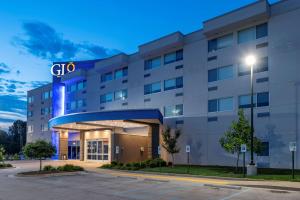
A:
7,120,27,154
0,146,5,164
162,126,181,167
219,109,262,172
23,140,56,171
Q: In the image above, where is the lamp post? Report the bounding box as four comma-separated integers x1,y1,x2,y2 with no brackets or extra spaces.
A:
245,55,257,175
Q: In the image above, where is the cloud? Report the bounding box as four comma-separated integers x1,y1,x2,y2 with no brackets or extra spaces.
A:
13,21,119,61
0,63,11,74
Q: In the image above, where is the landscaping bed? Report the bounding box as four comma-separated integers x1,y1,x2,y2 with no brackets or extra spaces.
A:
101,158,167,170
18,164,84,176
0,163,13,169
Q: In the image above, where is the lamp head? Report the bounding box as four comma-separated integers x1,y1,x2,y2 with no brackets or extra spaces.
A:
245,55,256,66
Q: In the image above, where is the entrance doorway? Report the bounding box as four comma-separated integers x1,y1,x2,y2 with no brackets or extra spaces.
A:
68,141,80,160
86,139,109,161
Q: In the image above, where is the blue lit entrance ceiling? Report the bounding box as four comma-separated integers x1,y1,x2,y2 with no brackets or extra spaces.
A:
49,109,163,131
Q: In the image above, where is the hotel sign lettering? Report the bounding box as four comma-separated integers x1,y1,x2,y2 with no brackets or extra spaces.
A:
51,62,75,77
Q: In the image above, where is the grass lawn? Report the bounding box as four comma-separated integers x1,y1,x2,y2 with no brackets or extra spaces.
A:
141,165,300,182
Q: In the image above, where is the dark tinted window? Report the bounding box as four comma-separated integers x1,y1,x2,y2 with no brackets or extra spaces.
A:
208,39,217,52
257,92,269,107
208,99,218,112
208,69,218,82
256,23,268,39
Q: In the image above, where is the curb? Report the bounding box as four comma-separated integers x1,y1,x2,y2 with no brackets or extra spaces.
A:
204,183,242,190
16,171,86,177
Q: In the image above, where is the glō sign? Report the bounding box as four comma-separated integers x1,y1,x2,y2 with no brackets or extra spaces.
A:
51,62,75,77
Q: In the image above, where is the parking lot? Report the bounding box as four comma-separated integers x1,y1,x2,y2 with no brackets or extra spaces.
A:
0,161,299,200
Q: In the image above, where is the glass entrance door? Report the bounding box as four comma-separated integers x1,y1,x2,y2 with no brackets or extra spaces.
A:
87,139,109,161
68,141,80,160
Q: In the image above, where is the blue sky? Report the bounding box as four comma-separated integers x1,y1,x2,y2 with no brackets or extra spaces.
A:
0,0,279,130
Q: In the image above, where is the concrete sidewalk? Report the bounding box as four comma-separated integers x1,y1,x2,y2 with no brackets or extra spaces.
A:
89,168,300,192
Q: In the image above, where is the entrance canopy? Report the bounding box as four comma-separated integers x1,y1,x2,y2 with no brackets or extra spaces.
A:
49,109,163,131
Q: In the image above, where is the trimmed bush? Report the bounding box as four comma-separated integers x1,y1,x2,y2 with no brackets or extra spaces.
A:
59,164,84,171
100,158,167,170
0,163,12,168
43,165,56,171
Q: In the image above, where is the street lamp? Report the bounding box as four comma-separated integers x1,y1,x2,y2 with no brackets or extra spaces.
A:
245,55,256,175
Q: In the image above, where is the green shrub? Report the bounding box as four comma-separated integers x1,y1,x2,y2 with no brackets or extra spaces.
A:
43,165,56,171
12,153,20,160
0,163,12,168
59,164,84,171
101,164,113,169
111,161,118,166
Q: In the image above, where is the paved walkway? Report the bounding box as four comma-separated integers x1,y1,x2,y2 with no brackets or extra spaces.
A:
7,160,300,191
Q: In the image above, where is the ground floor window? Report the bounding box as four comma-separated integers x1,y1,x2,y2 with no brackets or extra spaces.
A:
87,139,109,161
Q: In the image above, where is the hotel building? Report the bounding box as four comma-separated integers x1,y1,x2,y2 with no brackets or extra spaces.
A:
27,0,300,168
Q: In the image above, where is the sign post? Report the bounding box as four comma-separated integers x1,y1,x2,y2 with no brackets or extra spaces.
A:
158,146,161,172
115,146,119,162
240,144,247,178
186,145,191,173
289,142,296,179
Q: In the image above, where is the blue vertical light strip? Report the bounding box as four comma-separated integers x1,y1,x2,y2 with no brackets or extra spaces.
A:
51,81,65,159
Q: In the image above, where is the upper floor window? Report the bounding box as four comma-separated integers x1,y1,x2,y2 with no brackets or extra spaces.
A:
164,104,183,117
115,67,128,79
27,125,33,133
41,107,50,115
77,99,86,108
114,89,128,101
164,77,183,91
144,82,161,95
238,23,268,44
42,91,51,100
238,57,268,76
208,65,233,82
145,57,161,70
28,96,34,104
208,97,233,112
27,111,33,117
238,92,269,108
101,72,113,83
41,124,49,132
67,84,77,93
164,49,183,64
208,33,233,52
77,80,87,90
100,92,113,103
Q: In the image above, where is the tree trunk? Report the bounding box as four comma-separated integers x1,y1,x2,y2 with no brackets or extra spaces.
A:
39,158,42,171
171,154,174,168
236,152,240,173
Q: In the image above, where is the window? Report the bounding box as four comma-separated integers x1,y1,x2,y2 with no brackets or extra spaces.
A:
77,80,86,90
238,27,256,44
49,90,52,98
256,23,268,39
42,91,50,100
164,104,183,117
208,97,233,112
164,77,183,91
144,82,161,95
41,107,50,115
257,142,269,156
77,99,86,108
115,67,128,79
257,92,269,107
208,33,233,52
114,89,128,101
101,72,113,83
27,111,33,117
208,65,233,82
28,96,34,104
67,84,77,92
238,57,268,76
239,95,257,108
239,92,269,108
164,49,183,64
100,93,113,103
238,23,268,44
71,101,77,110
27,125,33,133
41,124,49,132
144,57,161,70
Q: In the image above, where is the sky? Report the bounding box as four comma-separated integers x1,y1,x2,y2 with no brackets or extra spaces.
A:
0,0,279,130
